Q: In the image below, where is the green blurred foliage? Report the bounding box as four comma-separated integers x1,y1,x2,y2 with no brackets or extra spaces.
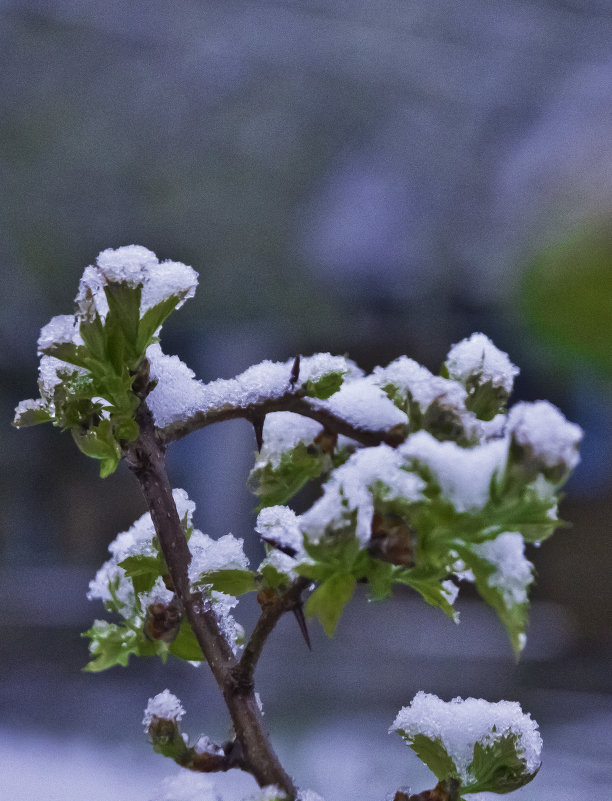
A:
521,221,612,377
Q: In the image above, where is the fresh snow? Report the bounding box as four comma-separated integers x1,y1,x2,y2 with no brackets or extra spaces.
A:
299,444,425,544
507,400,582,474
399,431,508,513
445,332,519,394
310,378,407,432
142,689,185,730
472,532,533,606
391,691,542,781
76,245,198,321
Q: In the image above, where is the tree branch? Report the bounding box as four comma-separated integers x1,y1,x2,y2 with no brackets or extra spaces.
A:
233,577,312,688
158,392,405,449
124,402,296,797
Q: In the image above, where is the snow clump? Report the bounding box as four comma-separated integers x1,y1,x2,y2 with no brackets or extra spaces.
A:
445,332,519,394
507,400,582,476
143,689,185,731
391,691,542,782
76,245,198,321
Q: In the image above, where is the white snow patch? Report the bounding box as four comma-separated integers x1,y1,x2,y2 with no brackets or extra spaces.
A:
142,690,185,731
399,431,508,512
472,532,534,606
391,691,542,782
507,400,582,474
310,378,407,432
445,332,519,394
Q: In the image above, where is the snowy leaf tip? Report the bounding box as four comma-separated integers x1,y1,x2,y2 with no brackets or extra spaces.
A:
143,689,185,731
391,692,542,794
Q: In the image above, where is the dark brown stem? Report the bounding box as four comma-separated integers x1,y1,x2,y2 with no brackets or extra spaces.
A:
233,577,311,688
158,392,405,449
125,402,296,797
400,779,461,801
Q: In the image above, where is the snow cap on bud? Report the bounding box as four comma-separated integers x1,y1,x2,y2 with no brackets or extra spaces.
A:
142,689,185,733
75,245,198,321
507,400,582,481
445,333,519,420
391,692,542,793
445,333,519,394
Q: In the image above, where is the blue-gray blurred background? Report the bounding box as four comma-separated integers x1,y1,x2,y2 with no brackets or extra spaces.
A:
1,2,611,799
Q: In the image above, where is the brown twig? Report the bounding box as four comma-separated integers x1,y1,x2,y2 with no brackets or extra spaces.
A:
159,392,404,449
232,577,312,689
124,402,296,797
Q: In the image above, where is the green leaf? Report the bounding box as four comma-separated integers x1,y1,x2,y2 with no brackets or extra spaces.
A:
305,573,356,636
41,342,97,371
195,568,258,596
463,734,538,794
137,295,182,354
249,442,327,508
260,562,291,590
463,379,510,421
115,418,140,442
300,527,361,581
79,315,107,363
82,621,159,672
104,284,142,354
71,423,121,461
168,618,205,662
404,733,459,783
99,456,119,478
303,370,344,399
119,554,165,595
12,401,52,427
396,571,458,621
454,543,529,657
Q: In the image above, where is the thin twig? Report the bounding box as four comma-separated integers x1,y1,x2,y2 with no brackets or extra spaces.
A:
159,393,404,449
124,402,296,797
232,577,311,688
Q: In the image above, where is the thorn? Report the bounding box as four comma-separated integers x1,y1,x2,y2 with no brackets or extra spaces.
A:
292,603,312,651
252,415,264,452
290,354,301,387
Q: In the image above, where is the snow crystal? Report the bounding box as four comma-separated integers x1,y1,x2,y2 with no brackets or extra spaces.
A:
204,591,244,655
297,791,326,801
440,579,460,607
255,505,304,555
255,413,324,469
193,735,224,756
310,378,407,432
258,549,301,581
188,530,249,584
148,349,366,432
399,431,508,513
507,400,582,474
391,692,542,781
138,577,175,610
87,561,135,616
37,314,82,354
150,771,217,801
297,353,362,385
472,532,533,606
75,245,198,321
445,333,519,394
300,444,425,544
373,357,466,412
247,787,286,801
143,689,185,730
37,354,86,399
146,344,208,428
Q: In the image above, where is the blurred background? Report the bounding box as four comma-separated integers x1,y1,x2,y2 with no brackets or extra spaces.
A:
1,1,611,799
